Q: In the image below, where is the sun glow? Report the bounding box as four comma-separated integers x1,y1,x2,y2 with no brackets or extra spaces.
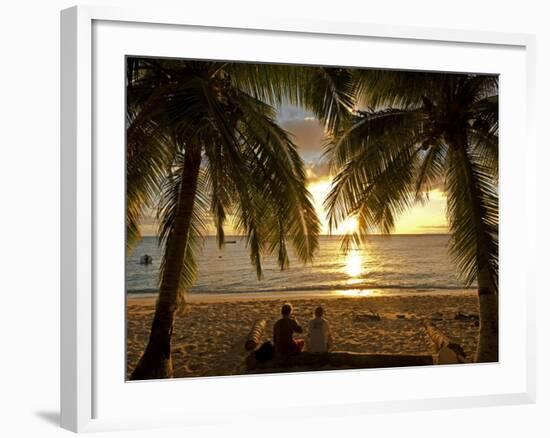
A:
308,179,362,235
305,177,448,236
142,177,449,237
340,217,359,235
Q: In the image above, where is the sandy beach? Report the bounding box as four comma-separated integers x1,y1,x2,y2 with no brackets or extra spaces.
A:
127,291,480,379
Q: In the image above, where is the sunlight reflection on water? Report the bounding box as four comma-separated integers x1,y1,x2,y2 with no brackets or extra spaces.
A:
332,289,379,297
345,251,363,279
339,246,381,296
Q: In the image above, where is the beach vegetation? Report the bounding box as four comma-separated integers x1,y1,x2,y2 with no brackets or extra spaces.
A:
325,70,499,362
127,59,353,379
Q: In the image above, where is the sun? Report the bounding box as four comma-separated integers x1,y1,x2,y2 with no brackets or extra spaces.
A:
339,217,359,235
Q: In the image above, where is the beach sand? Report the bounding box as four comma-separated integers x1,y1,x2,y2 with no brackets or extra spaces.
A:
127,291,480,379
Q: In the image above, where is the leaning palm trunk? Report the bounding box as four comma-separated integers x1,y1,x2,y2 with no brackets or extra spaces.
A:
130,146,202,380
476,267,498,362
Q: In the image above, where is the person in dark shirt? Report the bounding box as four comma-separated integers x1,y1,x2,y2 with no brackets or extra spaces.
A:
273,303,304,357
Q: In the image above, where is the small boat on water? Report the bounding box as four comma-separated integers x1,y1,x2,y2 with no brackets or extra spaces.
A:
139,254,153,265
225,240,237,244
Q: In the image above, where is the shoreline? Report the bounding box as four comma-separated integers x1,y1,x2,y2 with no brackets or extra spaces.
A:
126,288,477,304
127,290,479,378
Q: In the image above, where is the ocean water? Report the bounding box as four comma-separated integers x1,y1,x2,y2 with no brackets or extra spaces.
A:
126,235,474,297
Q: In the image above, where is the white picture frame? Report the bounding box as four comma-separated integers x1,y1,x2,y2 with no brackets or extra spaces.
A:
60,4,536,433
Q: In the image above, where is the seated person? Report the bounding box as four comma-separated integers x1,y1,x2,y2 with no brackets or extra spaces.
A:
307,306,333,353
273,303,304,357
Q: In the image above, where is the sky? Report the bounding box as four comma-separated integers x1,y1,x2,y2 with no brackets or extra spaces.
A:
277,105,448,235
139,105,448,236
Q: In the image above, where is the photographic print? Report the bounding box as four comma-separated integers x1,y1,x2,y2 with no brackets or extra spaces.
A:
125,58,498,380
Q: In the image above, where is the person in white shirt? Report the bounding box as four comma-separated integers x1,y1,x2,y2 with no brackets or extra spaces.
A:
307,306,333,353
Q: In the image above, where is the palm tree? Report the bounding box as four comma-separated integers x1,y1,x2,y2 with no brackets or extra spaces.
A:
127,59,354,379
325,70,498,363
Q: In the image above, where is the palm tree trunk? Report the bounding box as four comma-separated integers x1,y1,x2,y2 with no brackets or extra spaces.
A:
450,132,499,364
130,146,202,380
475,266,499,362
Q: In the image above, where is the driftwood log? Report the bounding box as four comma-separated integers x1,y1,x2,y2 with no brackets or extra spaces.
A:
246,351,433,372
242,320,448,372
244,319,266,351
422,320,467,364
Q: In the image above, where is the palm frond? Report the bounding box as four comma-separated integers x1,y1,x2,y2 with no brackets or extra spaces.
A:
324,108,426,233
414,142,448,202
300,67,355,133
190,82,321,275
468,128,499,181
235,91,321,263
224,62,295,105
326,108,426,171
354,69,452,108
446,145,498,289
327,143,421,249
203,144,235,249
227,63,355,133
126,78,175,250
468,95,499,134
189,82,271,277
328,69,499,291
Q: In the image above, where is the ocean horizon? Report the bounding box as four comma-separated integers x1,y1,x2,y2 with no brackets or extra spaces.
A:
126,234,475,297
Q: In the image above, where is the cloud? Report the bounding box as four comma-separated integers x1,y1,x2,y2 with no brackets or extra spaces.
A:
277,105,310,122
281,117,327,157
305,160,331,183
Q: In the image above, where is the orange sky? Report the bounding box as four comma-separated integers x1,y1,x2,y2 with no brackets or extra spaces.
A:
280,107,449,235
139,174,448,237
138,107,449,236
307,178,448,236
